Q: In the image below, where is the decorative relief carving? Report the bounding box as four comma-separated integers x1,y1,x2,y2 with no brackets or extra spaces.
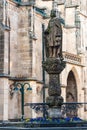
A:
42,58,66,74
63,52,81,64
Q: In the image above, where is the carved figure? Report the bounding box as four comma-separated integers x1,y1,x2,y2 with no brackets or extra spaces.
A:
43,10,66,118
44,16,62,58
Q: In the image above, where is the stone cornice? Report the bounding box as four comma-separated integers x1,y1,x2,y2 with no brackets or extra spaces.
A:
65,4,79,8
0,74,44,84
63,52,83,66
8,0,35,6
64,25,76,29
13,0,35,6
35,6,50,19
0,73,10,78
42,0,65,4
9,76,44,84
7,0,18,6
57,0,65,5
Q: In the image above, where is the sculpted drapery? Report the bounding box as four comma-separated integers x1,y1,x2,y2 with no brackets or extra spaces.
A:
44,17,62,58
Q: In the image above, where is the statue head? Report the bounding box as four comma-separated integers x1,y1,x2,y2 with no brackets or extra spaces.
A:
50,9,60,19
50,9,56,18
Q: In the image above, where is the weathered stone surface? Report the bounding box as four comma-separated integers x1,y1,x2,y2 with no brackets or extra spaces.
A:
46,95,63,107
42,58,66,74
44,16,62,58
48,74,61,96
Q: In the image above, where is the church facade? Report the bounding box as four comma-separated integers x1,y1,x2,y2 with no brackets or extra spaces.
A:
0,0,87,121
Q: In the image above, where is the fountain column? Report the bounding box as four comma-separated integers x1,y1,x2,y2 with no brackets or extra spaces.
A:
42,8,66,118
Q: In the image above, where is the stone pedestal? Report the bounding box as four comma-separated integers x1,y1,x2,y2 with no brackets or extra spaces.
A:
43,58,66,118
48,108,62,118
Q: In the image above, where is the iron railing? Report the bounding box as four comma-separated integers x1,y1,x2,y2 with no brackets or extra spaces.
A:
25,102,86,118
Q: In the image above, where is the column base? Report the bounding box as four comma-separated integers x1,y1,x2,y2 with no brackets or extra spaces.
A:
48,108,62,118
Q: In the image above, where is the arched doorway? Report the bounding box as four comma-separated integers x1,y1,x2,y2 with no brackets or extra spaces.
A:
66,71,77,102
66,71,77,117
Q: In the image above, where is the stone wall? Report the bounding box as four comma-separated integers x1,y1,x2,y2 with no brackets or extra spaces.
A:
7,1,43,119
17,7,32,77
8,1,20,76
0,0,44,120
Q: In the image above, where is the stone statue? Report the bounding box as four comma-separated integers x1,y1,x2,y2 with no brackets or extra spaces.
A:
43,9,66,118
44,10,62,59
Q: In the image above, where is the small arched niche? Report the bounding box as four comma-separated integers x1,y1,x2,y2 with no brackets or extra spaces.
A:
66,70,77,102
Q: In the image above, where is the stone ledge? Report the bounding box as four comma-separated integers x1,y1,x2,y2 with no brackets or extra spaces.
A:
65,3,79,8
9,77,44,84
0,74,43,85
11,0,35,6
64,25,77,29
57,0,65,5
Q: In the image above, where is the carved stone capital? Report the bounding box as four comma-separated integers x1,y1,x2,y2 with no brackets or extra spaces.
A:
42,58,66,74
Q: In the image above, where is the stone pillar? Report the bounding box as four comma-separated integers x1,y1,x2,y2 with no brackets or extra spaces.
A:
0,0,9,121
29,80,43,118
0,78,9,121
61,85,67,102
42,6,66,118
43,58,66,118
30,80,37,118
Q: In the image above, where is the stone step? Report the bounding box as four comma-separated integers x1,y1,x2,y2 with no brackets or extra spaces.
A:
0,127,87,130
0,121,87,130
1,121,87,126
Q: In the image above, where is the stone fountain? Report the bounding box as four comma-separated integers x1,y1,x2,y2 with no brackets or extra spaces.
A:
42,9,66,118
